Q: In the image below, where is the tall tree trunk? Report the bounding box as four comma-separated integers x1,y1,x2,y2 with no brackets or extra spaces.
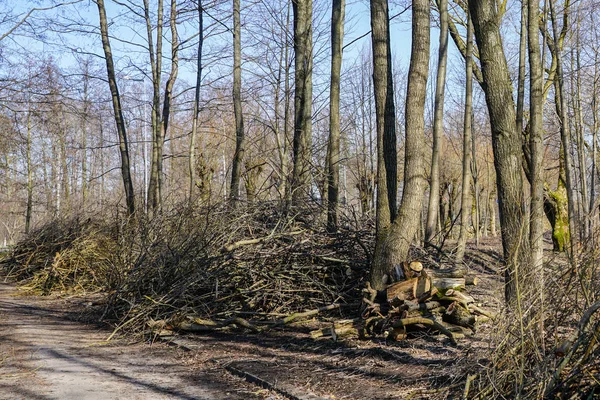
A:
81,62,90,208
456,14,474,262
370,0,397,238
189,0,203,203
573,23,588,237
230,0,245,203
528,0,545,331
326,0,345,232
370,0,429,290
145,0,164,212
25,107,33,234
469,0,530,303
425,0,448,244
291,0,313,205
94,0,135,216
516,0,527,138
550,0,577,249
160,0,179,208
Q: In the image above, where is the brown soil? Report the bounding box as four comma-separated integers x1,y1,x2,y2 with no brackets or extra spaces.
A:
0,237,507,399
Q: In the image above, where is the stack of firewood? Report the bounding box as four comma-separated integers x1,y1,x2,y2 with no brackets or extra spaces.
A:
358,261,493,344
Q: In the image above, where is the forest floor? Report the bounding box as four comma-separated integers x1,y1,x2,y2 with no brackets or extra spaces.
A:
0,237,508,400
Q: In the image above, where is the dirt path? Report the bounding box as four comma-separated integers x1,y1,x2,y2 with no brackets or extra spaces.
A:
0,284,278,400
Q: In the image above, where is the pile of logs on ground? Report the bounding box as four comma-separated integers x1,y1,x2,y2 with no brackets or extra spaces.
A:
357,261,494,344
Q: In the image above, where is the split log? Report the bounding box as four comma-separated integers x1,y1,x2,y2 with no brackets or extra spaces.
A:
415,273,432,298
386,278,418,302
387,274,432,303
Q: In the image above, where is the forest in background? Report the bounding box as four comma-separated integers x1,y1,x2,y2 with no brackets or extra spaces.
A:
1,0,600,398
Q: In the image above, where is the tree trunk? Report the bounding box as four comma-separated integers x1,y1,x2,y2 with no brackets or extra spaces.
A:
516,0,527,138
528,0,545,334
425,0,448,244
291,0,313,205
456,14,474,262
25,107,33,234
550,0,577,249
370,0,397,237
189,0,203,203
469,0,530,303
160,0,178,208
326,0,345,232
230,0,245,203
370,0,429,290
145,0,164,213
94,0,135,216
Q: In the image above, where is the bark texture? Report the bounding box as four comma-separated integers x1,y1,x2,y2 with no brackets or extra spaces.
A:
469,0,530,303
326,0,345,232
291,0,313,205
425,0,448,244
230,0,245,203
370,0,429,290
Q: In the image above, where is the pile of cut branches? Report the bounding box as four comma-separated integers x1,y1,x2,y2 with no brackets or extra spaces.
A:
0,216,118,294
102,202,372,335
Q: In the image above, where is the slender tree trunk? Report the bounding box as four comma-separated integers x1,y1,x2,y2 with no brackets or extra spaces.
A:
160,0,179,208
573,25,588,237
291,0,313,205
516,0,527,138
469,0,530,303
145,0,164,212
81,64,89,208
370,0,429,290
326,0,345,232
591,47,599,234
550,0,578,249
94,0,135,216
25,107,33,234
528,0,545,334
189,0,203,203
456,14,474,262
230,0,245,203
425,0,448,244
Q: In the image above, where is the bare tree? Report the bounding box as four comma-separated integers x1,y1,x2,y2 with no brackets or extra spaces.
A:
230,0,245,203
94,0,136,216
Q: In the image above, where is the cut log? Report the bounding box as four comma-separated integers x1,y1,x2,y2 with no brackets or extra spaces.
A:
443,290,474,304
431,277,465,290
427,268,467,279
443,302,476,330
310,320,357,340
391,317,458,344
415,273,432,298
468,304,497,320
386,278,418,302
465,275,479,286
409,261,423,273
427,269,479,286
